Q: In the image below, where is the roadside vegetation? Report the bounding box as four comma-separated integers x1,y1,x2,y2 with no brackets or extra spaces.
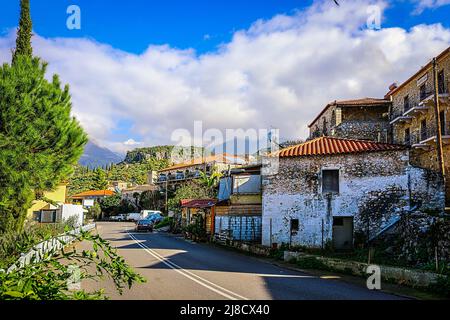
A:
0,0,145,300
0,228,145,300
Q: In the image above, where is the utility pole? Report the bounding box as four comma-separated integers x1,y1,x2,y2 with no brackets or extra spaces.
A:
165,179,168,214
432,58,447,203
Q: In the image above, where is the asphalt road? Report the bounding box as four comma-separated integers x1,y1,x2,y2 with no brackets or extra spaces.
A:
80,222,406,300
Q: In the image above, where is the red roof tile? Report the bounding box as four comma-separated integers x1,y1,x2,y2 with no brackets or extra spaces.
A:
180,199,218,208
273,137,405,158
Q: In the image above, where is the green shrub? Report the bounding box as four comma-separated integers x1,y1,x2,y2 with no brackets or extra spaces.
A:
429,276,450,298
295,256,330,271
154,217,173,230
0,229,145,300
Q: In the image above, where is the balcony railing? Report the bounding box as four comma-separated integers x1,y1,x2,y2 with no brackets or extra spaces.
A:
157,170,211,183
401,124,450,146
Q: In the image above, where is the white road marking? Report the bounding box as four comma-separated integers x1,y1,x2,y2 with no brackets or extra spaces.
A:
127,231,249,300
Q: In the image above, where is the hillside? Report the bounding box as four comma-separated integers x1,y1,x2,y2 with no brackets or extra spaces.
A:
79,141,123,169
123,146,205,165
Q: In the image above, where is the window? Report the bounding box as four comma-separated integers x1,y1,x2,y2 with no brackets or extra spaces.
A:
322,169,339,193
421,119,427,141
290,219,299,233
420,84,427,101
333,217,344,226
322,118,327,135
440,111,446,136
438,70,446,94
331,110,336,127
403,95,410,112
404,128,411,145
335,108,342,126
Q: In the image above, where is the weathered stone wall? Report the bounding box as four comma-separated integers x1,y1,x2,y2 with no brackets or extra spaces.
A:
389,50,450,203
333,121,390,142
394,212,450,264
309,104,390,142
390,51,450,119
261,150,444,248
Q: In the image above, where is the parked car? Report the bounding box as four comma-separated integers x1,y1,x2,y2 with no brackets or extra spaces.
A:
135,219,153,232
127,213,144,222
110,214,127,222
145,213,164,225
141,210,162,218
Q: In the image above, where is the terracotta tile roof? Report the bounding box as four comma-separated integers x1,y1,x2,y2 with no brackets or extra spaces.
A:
159,153,247,173
308,98,391,128
71,190,115,198
181,199,218,208
273,137,405,158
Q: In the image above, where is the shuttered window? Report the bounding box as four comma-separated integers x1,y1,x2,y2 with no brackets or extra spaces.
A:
322,169,340,193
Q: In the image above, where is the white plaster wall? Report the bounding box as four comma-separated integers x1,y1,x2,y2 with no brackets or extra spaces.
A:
261,151,443,248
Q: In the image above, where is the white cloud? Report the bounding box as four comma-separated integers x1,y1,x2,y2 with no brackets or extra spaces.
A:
412,0,450,14
0,0,449,153
123,139,142,146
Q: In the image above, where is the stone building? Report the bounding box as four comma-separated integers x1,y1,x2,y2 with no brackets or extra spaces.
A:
308,98,391,142
386,46,450,209
261,137,444,250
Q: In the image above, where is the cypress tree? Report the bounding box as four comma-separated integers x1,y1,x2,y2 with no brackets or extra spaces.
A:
12,0,33,64
0,1,87,232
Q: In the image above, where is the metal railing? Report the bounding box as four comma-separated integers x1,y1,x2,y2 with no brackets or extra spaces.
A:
402,124,450,146
6,224,96,273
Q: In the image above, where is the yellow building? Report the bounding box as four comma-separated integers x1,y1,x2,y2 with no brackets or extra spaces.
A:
26,184,68,221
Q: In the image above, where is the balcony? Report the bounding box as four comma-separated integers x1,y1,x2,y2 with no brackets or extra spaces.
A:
406,124,450,149
157,170,211,184
419,87,450,107
403,104,429,117
390,110,413,125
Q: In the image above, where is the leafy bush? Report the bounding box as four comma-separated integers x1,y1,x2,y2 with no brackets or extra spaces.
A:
184,215,207,241
0,221,76,269
154,217,173,230
0,229,145,300
295,256,330,271
429,276,450,298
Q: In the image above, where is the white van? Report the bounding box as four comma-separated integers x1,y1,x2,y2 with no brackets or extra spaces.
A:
127,213,143,222
141,210,162,218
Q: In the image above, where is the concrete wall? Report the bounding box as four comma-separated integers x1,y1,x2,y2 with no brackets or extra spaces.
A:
59,204,84,227
261,150,444,248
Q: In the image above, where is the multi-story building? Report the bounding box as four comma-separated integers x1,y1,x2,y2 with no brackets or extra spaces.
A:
308,98,391,142
155,153,247,186
387,47,450,208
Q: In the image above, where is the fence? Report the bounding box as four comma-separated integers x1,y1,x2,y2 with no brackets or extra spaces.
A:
215,216,262,243
7,223,96,273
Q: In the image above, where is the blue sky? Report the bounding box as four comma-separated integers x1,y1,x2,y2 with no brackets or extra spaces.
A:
1,1,450,153
1,0,449,54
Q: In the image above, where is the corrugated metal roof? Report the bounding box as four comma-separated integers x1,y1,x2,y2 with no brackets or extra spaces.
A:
180,199,218,208
273,137,405,158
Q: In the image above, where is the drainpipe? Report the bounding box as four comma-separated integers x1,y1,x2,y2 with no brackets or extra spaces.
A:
432,58,447,205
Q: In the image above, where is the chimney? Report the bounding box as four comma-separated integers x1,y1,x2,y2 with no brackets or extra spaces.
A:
389,82,398,91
